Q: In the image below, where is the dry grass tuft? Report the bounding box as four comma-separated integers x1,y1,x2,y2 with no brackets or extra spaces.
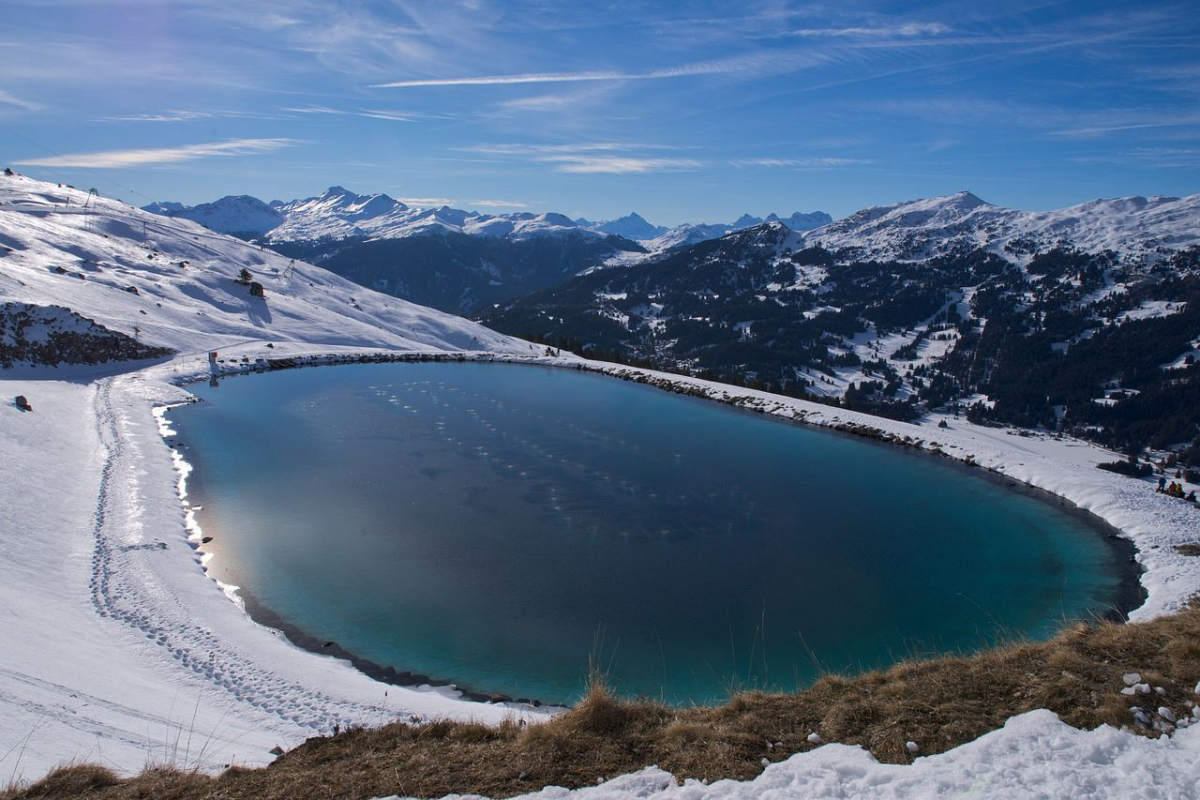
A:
6,602,1200,800
5,765,119,798
1175,543,1200,556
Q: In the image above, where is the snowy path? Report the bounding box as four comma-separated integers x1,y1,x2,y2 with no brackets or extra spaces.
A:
89,378,383,735
2,371,529,783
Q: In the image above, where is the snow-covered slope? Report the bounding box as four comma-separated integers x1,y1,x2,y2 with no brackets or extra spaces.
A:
642,221,739,252
805,191,1200,263
463,210,596,240
2,175,531,357
0,173,556,780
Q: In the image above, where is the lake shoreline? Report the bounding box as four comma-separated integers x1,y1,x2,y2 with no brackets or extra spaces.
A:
235,587,559,709
164,355,1149,709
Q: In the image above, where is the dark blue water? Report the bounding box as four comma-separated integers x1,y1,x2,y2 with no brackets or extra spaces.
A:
172,362,1124,705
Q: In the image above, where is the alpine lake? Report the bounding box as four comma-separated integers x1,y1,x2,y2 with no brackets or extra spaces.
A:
169,361,1133,706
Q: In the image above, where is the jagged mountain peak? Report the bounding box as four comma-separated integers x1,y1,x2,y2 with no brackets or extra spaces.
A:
142,186,834,256
144,185,637,245
593,212,666,241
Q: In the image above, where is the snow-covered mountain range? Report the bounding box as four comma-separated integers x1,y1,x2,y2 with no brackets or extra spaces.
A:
143,185,1200,267
580,212,666,241
146,186,608,245
804,191,1200,263
143,187,833,252
143,195,284,238
486,191,1200,451
139,186,823,315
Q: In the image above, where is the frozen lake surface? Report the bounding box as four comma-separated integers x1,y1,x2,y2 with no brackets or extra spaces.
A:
172,362,1126,705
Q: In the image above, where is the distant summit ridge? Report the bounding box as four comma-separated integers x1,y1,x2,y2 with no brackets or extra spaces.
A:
593,212,665,241
143,185,1200,268
147,186,628,245
804,190,1199,262
143,188,833,252
144,194,282,237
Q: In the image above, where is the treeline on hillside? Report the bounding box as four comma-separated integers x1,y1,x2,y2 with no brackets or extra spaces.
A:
940,273,1200,458
268,232,642,315
485,240,1200,456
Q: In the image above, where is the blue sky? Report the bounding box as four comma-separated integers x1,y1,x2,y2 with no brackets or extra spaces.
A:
3,0,1198,224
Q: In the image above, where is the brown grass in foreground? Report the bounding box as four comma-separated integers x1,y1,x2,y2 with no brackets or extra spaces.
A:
7,603,1200,800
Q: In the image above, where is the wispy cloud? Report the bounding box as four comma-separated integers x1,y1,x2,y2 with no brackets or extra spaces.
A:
863,97,1200,141
1072,147,1200,168
281,104,417,121
470,198,528,208
375,70,637,89
546,156,703,174
372,52,804,89
497,93,585,112
456,143,700,176
95,107,295,123
98,110,215,122
460,142,703,174
15,138,298,168
1050,113,1200,138
790,22,951,38
465,142,682,155
0,88,41,111
927,139,960,153
394,196,455,206
731,157,872,168
358,109,416,121
280,104,345,114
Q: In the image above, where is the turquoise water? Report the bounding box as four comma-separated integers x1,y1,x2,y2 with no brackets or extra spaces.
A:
172,362,1125,706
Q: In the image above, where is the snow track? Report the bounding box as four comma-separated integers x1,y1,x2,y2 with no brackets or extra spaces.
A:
2,371,530,782
87,378,416,735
